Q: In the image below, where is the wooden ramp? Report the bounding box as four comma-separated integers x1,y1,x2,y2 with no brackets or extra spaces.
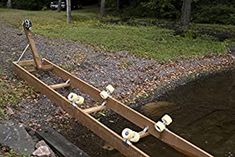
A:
13,20,214,157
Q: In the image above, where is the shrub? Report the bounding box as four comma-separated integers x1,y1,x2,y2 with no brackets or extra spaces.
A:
193,4,235,25
12,0,51,10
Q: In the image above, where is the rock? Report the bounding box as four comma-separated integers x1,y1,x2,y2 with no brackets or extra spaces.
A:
32,146,51,157
34,140,56,157
35,140,47,148
6,107,14,115
0,121,35,155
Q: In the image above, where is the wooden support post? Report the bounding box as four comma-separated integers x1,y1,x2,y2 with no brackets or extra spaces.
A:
49,81,70,90
83,105,106,114
22,28,53,72
23,28,42,69
139,128,149,139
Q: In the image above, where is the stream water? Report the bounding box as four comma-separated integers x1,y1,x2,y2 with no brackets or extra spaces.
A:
105,68,235,157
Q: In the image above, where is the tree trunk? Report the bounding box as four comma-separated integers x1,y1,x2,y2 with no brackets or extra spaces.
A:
57,0,62,12
66,0,72,23
117,0,120,10
100,0,105,17
180,0,192,28
7,0,12,8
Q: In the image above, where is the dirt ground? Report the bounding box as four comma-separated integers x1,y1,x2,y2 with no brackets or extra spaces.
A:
0,20,234,156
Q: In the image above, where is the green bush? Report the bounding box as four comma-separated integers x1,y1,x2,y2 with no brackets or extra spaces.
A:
0,0,7,7
106,0,234,25
193,4,235,25
117,0,181,19
11,0,51,10
140,0,181,18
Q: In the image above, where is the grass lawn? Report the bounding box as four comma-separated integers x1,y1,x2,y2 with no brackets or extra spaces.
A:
0,7,231,60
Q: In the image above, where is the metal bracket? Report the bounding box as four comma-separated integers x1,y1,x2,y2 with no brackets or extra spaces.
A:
16,44,29,63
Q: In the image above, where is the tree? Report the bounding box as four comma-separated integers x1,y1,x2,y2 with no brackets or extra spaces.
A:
181,0,192,28
66,0,72,23
57,0,62,12
7,0,12,8
100,0,105,17
117,0,120,10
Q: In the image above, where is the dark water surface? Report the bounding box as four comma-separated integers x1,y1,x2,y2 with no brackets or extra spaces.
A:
106,69,235,157
158,69,235,157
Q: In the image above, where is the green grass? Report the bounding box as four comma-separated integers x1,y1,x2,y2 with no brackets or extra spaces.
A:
0,7,230,60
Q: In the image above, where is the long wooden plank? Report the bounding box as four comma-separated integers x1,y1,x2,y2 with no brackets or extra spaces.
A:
83,105,106,114
36,127,90,157
18,60,35,66
43,59,213,157
13,62,150,157
49,82,70,89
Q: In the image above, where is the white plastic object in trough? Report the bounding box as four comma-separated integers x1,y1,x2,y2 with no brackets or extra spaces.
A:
124,139,132,146
67,93,84,105
100,90,109,100
100,84,115,99
130,132,140,143
68,93,77,102
161,114,172,126
155,121,166,132
106,84,115,94
75,96,84,105
122,128,135,140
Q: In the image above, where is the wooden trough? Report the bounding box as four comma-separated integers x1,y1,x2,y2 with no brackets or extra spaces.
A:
13,20,214,157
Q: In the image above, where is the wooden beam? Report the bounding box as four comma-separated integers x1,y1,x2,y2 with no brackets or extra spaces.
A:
40,64,54,71
18,60,35,66
23,28,42,69
13,62,150,157
83,105,106,114
139,129,149,139
49,82,70,90
17,60,53,71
